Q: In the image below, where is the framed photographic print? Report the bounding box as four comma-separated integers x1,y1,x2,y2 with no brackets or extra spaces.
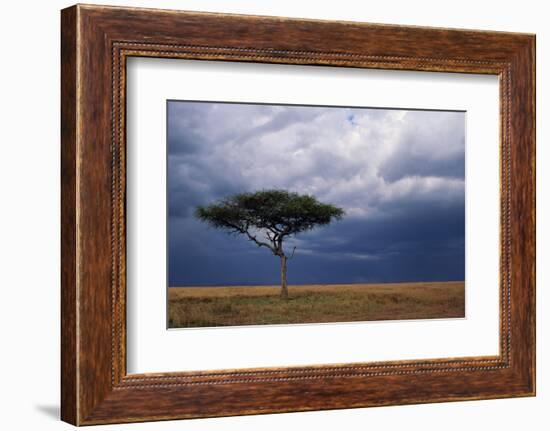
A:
165,100,466,329
61,4,535,425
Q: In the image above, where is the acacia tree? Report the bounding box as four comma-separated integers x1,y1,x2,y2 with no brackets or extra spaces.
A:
195,189,344,299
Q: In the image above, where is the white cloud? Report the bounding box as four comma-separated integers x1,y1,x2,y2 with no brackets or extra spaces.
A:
168,102,465,220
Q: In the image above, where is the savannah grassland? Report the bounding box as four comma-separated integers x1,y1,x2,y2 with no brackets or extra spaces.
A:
168,281,465,328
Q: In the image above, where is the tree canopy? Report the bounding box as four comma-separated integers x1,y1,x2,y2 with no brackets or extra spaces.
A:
195,189,344,299
195,189,344,256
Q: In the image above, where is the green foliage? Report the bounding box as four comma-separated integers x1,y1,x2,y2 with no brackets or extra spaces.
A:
195,189,345,242
195,189,344,297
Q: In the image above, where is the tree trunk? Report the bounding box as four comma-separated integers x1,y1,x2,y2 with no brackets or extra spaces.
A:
280,255,288,299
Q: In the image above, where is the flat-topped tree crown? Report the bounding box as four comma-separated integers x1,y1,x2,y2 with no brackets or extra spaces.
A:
195,189,344,299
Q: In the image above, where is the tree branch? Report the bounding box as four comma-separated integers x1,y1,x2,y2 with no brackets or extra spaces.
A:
287,246,297,260
266,225,282,235
244,230,276,253
223,221,276,253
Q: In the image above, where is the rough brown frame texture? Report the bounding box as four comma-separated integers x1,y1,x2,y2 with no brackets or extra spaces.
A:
61,4,536,426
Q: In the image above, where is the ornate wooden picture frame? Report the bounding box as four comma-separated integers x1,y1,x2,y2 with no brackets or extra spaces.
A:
61,4,535,425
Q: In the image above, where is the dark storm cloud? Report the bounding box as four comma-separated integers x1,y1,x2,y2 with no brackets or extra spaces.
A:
167,101,465,286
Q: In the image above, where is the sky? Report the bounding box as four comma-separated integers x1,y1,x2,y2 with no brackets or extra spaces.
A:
167,101,465,286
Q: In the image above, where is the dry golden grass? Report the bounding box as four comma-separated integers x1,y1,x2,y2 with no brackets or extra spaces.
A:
168,281,465,328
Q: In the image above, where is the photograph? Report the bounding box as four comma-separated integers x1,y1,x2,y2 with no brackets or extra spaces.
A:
167,100,466,328
53,2,536,426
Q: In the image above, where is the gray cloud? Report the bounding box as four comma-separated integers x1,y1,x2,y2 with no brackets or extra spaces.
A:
167,101,465,286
